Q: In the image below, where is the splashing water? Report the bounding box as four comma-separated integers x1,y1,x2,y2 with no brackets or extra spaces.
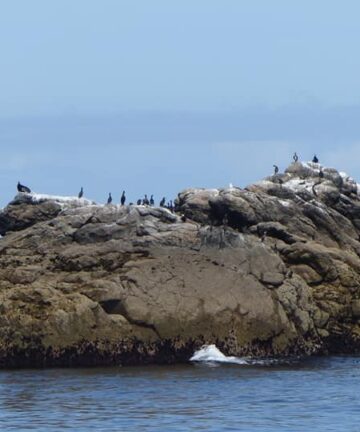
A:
190,344,298,366
190,345,248,365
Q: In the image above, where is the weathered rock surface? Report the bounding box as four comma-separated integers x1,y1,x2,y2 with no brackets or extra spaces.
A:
1,162,360,367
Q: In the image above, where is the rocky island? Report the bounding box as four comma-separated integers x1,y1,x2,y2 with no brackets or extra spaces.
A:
1,161,360,368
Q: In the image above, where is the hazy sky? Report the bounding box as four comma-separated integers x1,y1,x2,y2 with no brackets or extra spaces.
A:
1,1,360,206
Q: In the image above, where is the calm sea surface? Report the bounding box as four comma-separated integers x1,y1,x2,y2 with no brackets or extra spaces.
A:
0,356,359,431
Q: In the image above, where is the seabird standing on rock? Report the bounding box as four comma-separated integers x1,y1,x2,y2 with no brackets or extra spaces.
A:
78,187,83,198
168,200,174,213
143,194,149,206
293,152,299,162
273,165,279,175
17,181,31,193
319,169,324,179
312,155,319,163
150,195,154,206
137,199,142,205
107,193,112,204
160,197,166,207
121,191,126,205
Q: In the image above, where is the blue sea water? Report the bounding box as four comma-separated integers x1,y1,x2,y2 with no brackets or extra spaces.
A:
0,355,359,431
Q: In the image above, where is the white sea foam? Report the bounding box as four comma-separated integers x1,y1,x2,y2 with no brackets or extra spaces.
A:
190,344,248,365
190,344,296,366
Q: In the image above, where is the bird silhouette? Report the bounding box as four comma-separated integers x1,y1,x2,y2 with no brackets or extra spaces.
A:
17,182,31,193
17,181,31,193
312,155,319,163
107,193,112,204
78,187,83,198
121,191,126,205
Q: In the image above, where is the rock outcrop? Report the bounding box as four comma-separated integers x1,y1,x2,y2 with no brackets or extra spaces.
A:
1,162,360,367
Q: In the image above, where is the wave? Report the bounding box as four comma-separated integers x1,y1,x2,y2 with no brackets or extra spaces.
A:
190,344,249,365
190,344,296,366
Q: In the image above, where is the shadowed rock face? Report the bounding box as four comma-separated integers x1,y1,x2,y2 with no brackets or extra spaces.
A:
1,162,360,367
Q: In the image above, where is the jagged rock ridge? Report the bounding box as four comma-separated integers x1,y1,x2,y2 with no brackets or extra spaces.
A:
1,161,360,367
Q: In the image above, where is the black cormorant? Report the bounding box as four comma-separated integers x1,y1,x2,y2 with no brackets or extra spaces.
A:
319,169,324,179
107,193,112,204
150,195,154,206
312,155,319,163
121,191,126,205
160,197,166,207
17,182,31,193
143,194,149,205
78,187,83,198
293,152,299,162
273,165,279,175
137,199,142,205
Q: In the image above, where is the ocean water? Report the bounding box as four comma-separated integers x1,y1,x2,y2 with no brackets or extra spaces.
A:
0,346,359,431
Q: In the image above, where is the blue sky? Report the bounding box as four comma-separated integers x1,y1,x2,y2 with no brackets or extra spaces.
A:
1,1,360,206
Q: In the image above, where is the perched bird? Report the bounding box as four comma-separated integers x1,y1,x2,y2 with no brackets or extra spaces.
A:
273,165,279,175
143,194,149,206
160,197,166,207
312,155,319,164
137,199,142,205
168,200,174,213
121,191,126,205
319,169,324,179
107,193,112,204
293,152,299,162
17,181,31,193
150,195,154,206
78,187,83,198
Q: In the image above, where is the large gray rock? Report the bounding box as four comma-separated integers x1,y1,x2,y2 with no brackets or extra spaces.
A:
1,161,360,367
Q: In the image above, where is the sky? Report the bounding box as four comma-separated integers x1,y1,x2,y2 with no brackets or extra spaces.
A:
1,1,360,206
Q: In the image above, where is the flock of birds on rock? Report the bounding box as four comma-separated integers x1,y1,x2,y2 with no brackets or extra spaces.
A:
272,153,323,178
16,153,323,212
17,182,175,212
